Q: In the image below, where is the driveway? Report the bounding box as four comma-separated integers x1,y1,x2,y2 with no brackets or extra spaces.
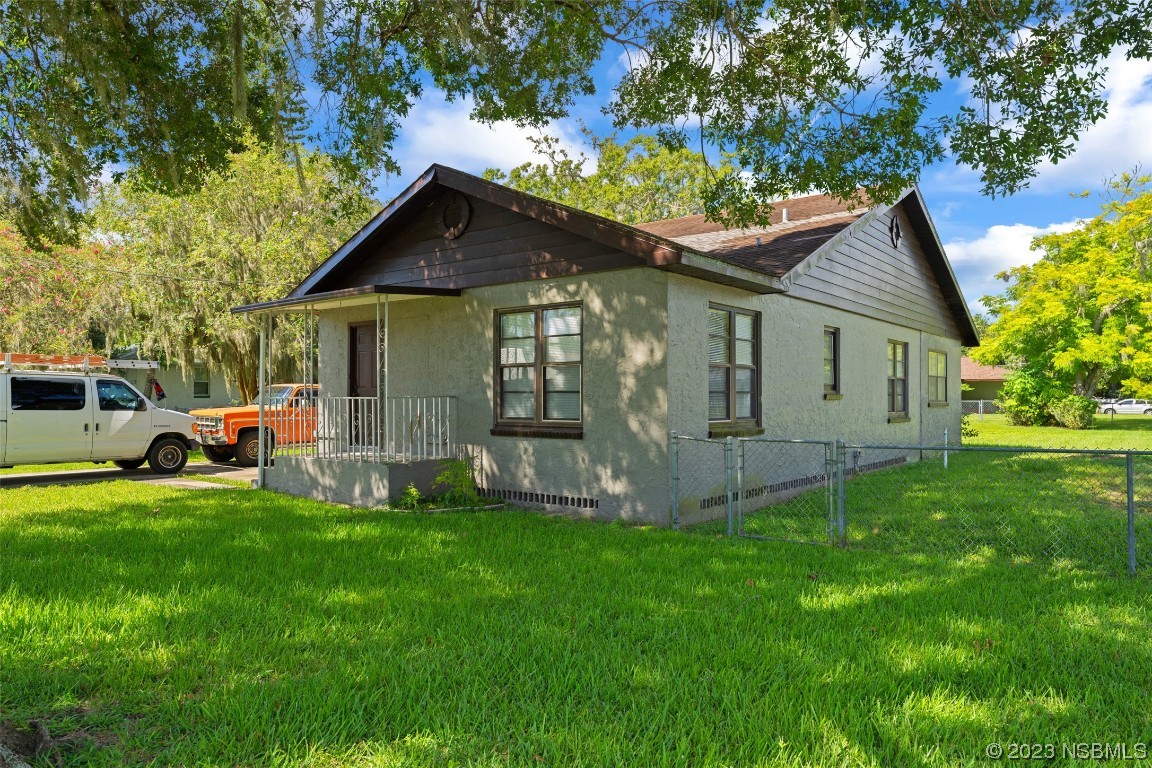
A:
0,461,258,490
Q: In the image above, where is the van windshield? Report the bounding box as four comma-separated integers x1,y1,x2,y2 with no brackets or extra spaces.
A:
251,386,296,406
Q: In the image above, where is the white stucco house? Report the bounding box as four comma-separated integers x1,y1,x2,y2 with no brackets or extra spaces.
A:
236,165,978,525
115,359,235,412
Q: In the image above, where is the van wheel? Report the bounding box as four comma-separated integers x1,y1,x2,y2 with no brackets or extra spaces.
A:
201,445,234,463
113,458,147,470
1104,408,1116,415
234,431,274,467
148,438,188,474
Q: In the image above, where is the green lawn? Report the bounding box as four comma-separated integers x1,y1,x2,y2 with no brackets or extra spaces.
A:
692,416,1152,571
2,482,1151,766
965,413,1152,450
0,451,209,476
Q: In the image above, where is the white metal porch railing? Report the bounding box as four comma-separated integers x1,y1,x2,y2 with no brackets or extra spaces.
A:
267,396,456,463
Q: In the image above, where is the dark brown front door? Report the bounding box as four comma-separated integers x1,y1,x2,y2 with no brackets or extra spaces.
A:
349,324,377,397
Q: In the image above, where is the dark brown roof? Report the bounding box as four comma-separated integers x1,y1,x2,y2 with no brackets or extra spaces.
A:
246,165,977,345
961,356,1010,382
635,192,868,277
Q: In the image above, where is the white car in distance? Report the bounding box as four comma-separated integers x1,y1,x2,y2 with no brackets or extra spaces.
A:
1099,399,1152,415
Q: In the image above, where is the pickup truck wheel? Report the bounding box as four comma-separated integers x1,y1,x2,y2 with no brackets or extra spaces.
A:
1104,408,1116,415
113,458,147,470
201,444,234,463
148,438,188,474
235,430,274,467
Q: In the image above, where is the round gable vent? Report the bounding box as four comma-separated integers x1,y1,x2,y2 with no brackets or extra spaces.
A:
439,192,472,240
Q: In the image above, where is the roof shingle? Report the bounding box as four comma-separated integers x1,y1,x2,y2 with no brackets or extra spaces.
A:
961,356,1010,381
634,192,869,277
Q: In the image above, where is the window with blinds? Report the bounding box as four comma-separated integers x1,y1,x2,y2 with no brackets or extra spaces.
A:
928,350,948,403
497,304,582,425
887,340,908,415
708,305,759,424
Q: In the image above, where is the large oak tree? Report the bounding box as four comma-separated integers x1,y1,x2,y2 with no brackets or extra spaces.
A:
91,141,375,402
3,0,1149,241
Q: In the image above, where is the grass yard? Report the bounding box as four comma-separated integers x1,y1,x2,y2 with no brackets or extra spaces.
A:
694,415,1152,571
965,413,1152,450
708,448,1152,573
3,482,1151,766
0,451,209,476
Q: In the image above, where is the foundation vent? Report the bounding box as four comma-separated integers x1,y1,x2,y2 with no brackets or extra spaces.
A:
847,456,906,476
479,487,600,511
699,457,909,510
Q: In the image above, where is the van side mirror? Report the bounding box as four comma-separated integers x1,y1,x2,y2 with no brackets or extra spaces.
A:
137,397,148,411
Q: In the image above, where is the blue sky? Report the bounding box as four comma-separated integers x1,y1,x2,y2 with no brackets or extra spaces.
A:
375,47,1152,320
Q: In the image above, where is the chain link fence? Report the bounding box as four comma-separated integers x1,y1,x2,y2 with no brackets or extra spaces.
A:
670,433,1152,575
960,399,1000,417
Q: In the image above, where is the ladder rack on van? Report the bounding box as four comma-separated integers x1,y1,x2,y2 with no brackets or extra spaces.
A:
0,353,160,373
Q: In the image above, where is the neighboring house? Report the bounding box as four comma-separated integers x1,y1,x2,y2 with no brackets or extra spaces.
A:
960,356,1010,402
237,165,978,525
112,349,236,412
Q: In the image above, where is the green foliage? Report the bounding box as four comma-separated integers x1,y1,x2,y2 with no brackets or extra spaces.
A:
433,456,482,509
485,133,733,224
960,413,978,439
393,482,423,511
994,372,1057,426
3,2,1150,240
1048,395,1098,430
89,140,375,402
0,222,101,353
978,174,1152,401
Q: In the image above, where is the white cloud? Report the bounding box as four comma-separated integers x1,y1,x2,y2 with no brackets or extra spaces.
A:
932,49,1152,194
945,219,1081,313
382,91,588,191
1029,52,1152,186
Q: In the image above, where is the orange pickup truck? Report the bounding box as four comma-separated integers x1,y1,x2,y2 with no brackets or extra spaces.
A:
191,384,318,466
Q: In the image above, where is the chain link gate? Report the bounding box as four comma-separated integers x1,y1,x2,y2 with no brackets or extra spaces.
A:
668,433,733,530
735,438,838,544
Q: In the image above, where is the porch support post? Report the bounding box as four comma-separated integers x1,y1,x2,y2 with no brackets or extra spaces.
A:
256,313,269,488
306,304,315,459
375,297,381,463
375,295,390,461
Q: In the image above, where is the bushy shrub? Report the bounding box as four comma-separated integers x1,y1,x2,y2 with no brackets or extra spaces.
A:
960,413,978,439
434,456,482,508
995,373,1055,426
1049,395,1097,429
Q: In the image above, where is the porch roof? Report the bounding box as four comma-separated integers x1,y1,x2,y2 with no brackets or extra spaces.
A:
233,284,462,316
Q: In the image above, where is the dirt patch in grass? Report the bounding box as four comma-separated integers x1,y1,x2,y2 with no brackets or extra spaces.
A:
0,709,122,767
0,720,40,766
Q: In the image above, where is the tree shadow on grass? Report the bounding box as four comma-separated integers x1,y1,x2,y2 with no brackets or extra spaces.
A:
2,482,1150,766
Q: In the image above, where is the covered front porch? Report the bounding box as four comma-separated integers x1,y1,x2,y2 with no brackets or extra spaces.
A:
238,286,464,506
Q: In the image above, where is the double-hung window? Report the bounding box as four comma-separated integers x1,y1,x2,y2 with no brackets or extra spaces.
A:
927,350,948,404
824,327,840,396
193,361,210,398
887,340,908,416
497,304,582,426
708,305,759,424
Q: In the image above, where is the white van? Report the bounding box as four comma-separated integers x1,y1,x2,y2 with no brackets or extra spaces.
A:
0,370,198,473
